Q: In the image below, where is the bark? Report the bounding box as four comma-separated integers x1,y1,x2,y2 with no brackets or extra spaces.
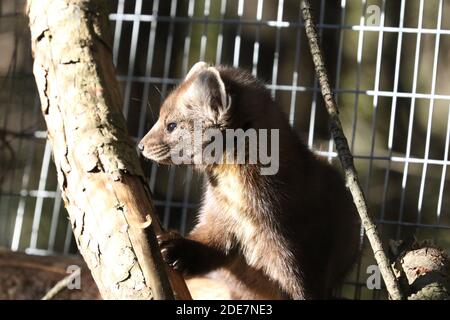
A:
27,0,191,299
300,0,404,300
391,242,450,300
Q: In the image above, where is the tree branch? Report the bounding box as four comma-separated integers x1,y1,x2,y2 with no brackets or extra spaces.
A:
41,268,82,300
300,0,404,300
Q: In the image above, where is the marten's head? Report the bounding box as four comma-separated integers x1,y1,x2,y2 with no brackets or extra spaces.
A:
138,62,231,165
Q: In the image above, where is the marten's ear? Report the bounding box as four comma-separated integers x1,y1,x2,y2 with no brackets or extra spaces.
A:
185,61,208,81
185,66,230,126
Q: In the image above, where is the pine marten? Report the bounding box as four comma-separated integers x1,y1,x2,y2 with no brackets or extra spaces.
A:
138,62,360,299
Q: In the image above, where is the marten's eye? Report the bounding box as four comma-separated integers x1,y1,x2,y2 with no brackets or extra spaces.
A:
167,122,177,132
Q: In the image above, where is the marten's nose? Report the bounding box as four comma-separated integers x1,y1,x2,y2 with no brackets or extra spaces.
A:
138,143,144,152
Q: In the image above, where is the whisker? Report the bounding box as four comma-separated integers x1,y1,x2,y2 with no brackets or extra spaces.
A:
149,144,170,157
152,150,170,162
147,100,155,121
153,85,163,99
149,144,169,154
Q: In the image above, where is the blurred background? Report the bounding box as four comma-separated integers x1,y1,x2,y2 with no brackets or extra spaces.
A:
1,0,450,299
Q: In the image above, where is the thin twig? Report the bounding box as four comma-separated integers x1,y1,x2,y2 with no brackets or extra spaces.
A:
300,0,404,300
41,268,81,300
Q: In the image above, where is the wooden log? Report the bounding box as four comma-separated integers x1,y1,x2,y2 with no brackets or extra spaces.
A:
27,0,191,299
391,241,450,300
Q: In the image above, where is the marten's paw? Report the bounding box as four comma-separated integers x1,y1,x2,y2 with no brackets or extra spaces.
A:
157,231,189,273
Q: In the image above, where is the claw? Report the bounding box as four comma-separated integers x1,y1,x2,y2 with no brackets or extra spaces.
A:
169,259,177,267
171,259,184,271
156,231,185,271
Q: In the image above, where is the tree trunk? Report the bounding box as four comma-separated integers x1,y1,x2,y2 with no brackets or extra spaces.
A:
27,0,191,300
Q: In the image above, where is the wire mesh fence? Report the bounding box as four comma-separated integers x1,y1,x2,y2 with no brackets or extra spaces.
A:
1,0,450,299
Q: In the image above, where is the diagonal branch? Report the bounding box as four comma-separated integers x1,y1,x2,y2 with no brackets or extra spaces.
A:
300,0,404,300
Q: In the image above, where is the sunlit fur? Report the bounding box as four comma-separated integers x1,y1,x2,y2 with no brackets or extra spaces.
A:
139,62,360,299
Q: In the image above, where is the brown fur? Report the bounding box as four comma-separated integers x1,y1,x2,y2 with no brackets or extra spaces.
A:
139,62,360,299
